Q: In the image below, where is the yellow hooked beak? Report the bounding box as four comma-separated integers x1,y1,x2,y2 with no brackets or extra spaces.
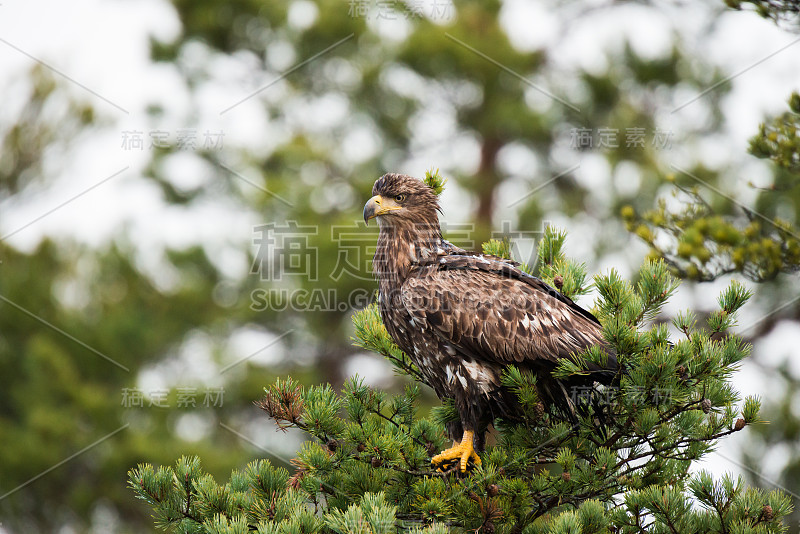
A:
363,195,402,224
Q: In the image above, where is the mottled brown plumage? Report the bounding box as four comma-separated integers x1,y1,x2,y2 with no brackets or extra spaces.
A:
363,173,617,471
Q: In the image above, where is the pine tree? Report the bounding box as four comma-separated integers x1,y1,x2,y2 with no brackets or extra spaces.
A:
129,174,791,533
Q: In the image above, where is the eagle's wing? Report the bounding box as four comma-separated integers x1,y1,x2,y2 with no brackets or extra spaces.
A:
401,255,611,366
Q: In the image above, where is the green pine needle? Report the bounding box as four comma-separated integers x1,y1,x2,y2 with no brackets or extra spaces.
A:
423,168,447,196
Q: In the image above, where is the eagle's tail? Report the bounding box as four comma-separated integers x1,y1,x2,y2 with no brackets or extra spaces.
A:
540,350,621,433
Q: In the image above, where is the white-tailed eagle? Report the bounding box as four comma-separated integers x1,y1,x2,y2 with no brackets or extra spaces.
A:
363,173,617,472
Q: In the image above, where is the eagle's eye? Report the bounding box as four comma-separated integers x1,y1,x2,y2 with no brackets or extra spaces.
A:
394,194,406,203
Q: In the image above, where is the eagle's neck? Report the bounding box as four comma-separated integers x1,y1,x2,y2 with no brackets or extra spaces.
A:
373,220,442,290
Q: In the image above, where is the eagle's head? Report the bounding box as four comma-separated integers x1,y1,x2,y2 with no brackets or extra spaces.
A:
363,173,441,228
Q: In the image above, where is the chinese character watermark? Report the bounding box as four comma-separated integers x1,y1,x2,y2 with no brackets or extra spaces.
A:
568,127,673,151
569,385,674,407
121,129,224,151
121,387,225,408
348,0,453,20
330,221,377,282
246,220,562,313
251,222,319,283
490,220,551,269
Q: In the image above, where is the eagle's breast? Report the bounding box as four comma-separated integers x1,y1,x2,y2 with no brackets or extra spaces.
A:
380,287,500,399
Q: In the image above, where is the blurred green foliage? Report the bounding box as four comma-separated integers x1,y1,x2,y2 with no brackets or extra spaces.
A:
1,0,799,531
626,92,800,282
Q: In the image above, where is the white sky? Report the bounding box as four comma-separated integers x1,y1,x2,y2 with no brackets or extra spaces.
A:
1,0,799,508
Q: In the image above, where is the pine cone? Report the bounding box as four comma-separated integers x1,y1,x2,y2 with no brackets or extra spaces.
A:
562,472,571,482
735,418,746,431
553,275,564,290
701,398,712,413
487,484,500,497
761,504,774,521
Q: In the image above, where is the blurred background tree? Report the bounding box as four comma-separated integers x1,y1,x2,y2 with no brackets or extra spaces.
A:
0,0,798,531
0,69,270,530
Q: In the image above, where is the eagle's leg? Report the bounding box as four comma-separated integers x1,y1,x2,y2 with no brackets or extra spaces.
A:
431,429,481,473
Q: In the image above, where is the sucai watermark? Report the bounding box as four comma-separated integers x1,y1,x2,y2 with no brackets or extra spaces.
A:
568,127,673,150
250,287,375,313
121,387,225,408
120,129,225,151
348,0,454,21
248,220,550,312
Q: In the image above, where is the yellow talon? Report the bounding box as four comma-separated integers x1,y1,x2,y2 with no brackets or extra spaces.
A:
431,430,481,473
